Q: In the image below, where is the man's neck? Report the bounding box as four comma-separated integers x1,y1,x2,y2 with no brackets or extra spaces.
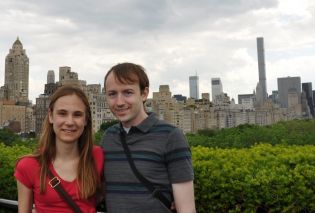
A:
121,111,148,128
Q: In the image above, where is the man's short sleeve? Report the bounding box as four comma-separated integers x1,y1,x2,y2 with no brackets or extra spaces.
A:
165,128,194,183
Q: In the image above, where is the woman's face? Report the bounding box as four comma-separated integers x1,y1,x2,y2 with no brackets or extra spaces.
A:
49,94,87,145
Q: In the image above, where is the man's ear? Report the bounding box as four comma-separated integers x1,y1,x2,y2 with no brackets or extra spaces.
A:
142,87,149,101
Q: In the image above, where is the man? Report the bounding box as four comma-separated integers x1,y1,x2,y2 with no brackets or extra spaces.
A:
102,62,196,213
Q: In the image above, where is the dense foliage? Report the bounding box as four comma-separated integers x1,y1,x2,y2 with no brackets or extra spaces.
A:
0,143,32,200
187,119,315,148
0,129,22,146
193,144,315,212
0,128,37,149
1,119,315,212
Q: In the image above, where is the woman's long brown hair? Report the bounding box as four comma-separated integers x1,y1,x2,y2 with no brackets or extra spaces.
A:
21,85,100,199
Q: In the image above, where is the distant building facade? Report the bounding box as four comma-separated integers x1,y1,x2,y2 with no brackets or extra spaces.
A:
189,76,199,99
302,82,314,117
0,100,34,133
0,38,34,133
86,84,115,133
35,70,59,135
211,78,223,101
238,93,255,111
47,70,55,84
270,90,279,105
35,68,116,135
173,94,187,102
149,83,296,134
277,77,301,108
35,94,50,135
201,93,210,100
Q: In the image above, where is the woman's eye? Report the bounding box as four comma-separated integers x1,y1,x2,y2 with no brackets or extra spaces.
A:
74,112,83,117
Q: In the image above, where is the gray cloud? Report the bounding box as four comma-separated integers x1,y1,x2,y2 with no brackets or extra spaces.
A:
0,0,314,103
2,0,278,33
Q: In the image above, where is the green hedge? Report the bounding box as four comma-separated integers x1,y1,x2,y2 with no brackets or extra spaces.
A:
0,143,32,200
3,143,315,212
193,144,315,212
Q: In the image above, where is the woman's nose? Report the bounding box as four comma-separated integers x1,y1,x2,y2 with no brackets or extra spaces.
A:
65,115,74,125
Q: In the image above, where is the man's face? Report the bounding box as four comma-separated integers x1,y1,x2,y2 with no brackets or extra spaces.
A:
105,72,149,127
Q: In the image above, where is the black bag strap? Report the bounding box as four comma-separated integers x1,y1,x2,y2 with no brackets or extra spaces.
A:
47,168,84,213
120,131,175,212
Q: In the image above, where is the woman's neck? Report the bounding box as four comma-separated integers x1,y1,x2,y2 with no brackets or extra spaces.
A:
53,141,80,182
55,141,80,161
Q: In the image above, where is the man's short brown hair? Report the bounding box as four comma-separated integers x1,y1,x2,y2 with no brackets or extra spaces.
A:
104,62,149,93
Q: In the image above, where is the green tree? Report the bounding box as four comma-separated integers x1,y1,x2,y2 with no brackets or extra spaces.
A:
0,129,20,146
94,120,119,145
187,119,315,148
99,120,119,131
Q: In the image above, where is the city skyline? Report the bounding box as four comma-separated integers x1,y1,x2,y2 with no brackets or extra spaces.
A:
1,0,315,103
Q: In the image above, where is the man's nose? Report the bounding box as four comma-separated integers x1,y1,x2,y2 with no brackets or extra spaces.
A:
116,93,125,105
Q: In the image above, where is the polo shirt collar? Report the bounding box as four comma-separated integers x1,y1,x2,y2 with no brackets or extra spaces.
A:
136,112,159,133
119,112,159,133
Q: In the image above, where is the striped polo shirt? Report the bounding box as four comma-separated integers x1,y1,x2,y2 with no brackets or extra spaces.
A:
101,113,194,213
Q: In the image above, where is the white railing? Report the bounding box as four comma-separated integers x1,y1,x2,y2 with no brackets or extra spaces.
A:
0,198,18,210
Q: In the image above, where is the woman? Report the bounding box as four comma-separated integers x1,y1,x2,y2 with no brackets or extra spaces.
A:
14,85,104,213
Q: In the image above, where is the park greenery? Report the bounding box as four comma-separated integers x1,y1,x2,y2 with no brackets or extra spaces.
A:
1,119,315,212
187,119,315,148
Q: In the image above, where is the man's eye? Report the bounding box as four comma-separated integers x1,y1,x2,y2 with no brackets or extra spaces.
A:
107,93,116,98
125,91,133,96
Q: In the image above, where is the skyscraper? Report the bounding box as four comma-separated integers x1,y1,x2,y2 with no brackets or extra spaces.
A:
302,82,314,117
36,70,58,135
277,77,301,108
211,78,223,101
4,37,29,103
256,37,267,105
47,70,55,84
44,70,58,95
189,75,199,99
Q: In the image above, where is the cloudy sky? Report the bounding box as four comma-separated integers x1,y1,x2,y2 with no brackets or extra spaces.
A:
1,0,315,103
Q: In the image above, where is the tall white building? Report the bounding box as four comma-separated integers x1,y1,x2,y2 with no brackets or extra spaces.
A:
211,78,223,101
189,76,199,99
256,37,268,105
